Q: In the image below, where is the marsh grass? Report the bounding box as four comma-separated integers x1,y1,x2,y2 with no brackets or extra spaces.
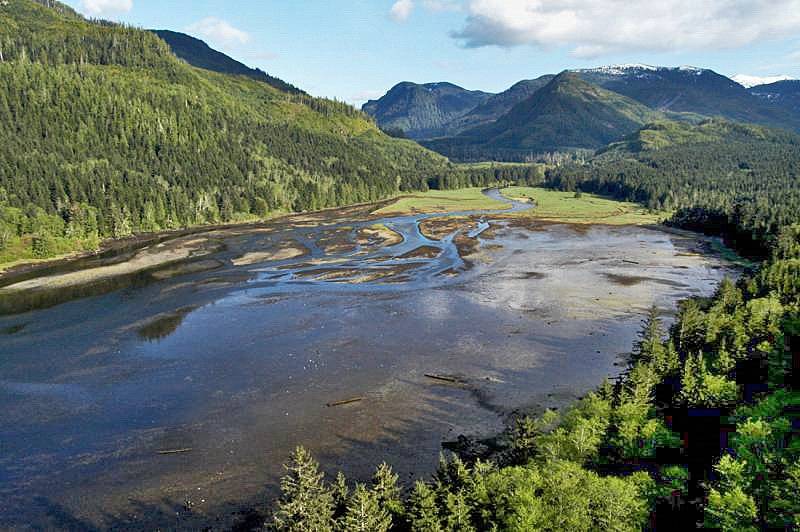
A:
502,186,665,225
373,188,510,215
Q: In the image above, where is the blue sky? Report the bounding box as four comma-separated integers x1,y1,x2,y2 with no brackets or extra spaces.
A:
63,0,800,105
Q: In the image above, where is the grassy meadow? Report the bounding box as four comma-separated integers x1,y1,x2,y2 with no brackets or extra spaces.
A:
501,186,666,225
373,188,510,215
374,185,666,225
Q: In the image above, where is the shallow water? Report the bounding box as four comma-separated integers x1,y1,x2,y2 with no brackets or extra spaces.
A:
0,191,738,529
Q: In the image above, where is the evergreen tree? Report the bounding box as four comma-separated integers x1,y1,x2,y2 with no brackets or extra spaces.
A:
340,483,391,532
680,354,700,404
443,491,476,532
272,446,335,532
653,340,680,377
634,306,667,365
331,471,349,518
408,481,442,532
372,462,403,519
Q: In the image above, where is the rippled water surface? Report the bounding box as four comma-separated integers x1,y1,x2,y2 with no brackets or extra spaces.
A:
0,191,738,529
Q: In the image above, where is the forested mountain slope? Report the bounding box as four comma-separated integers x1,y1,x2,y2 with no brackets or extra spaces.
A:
366,65,800,162
424,72,662,162
750,79,800,116
150,30,303,94
0,0,451,264
361,82,491,139
442,75,555,136
575,65,800,131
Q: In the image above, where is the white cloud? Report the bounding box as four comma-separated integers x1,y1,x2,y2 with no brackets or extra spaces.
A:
422,0,462,12
186,17,251,47
453,0,800,57
390,0,415,22
80,0,132,17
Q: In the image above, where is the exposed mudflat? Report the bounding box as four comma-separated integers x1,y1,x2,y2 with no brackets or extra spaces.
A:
0,191,739,529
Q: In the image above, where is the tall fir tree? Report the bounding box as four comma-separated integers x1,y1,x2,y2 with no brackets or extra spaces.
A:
408,481,442,532
272,446,335,532
340,483,392,532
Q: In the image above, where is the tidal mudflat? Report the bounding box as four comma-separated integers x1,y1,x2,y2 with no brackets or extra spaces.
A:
0,191,738,529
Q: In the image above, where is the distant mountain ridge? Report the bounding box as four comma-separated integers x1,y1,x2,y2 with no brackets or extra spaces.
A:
362,82,492,139
749,80,800,114
573,64,798,129
362,76,555,140
151,30,303,94
366,63,800,161
733,74,796,88
444,76,555,136
423,72,662,161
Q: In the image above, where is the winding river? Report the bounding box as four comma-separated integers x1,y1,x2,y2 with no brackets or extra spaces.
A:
0,190,737,529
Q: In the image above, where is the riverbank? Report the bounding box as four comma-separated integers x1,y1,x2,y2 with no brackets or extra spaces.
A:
0,186,662,282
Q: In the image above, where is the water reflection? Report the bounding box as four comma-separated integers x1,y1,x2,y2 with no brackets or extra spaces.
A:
0,191,739,529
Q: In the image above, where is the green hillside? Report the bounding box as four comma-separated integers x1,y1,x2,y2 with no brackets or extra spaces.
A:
443,75,555,136
0,0,451,266
548,119,800,256
424,72,662,161
362,82,492,139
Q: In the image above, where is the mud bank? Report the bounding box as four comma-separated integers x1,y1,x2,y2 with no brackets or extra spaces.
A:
0,191,739,529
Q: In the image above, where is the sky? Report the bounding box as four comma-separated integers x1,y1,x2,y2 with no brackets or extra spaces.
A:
63,0,800,105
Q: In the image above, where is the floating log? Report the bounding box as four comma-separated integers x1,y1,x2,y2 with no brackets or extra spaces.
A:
425,374,463,384
622,260,640,265
326,397,364,407
157,448,192,455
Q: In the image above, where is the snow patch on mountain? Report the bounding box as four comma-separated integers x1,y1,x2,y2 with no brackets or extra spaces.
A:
733,74,796,88
574,64,706,76
580,64,658,75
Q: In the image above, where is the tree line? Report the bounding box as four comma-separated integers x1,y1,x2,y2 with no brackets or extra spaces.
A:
546,120,800,258
266,221,799,531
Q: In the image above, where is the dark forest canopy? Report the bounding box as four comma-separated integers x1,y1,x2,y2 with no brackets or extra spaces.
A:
0,0,472,262
546,119,800,258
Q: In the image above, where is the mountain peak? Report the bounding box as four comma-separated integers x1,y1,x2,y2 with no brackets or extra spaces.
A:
362,81,492,139
423,73,661,161
574,64,659,75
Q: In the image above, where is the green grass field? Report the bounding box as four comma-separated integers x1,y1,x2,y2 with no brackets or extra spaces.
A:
373,188,510,215
374,186,666,225
501,186,666,225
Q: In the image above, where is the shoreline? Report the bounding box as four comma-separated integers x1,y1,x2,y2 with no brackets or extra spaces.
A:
0,186,669,283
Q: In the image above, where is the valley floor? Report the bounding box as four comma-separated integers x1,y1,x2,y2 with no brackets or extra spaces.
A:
0,189,739,529
375,186,665,225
